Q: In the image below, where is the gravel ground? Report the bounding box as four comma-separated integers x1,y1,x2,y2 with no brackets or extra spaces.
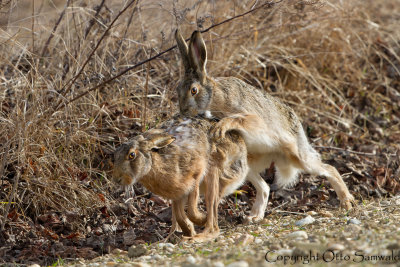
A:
45,195,400,267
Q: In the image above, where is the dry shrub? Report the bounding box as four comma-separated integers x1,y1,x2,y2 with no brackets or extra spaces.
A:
0,0,399,229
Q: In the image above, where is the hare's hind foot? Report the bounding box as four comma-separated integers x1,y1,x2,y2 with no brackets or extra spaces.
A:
182,230,220,243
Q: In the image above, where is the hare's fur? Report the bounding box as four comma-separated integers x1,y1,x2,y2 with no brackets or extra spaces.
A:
113,116,249,239
175,30,354,222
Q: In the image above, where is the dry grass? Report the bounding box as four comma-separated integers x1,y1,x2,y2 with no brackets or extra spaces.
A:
0,0,399,231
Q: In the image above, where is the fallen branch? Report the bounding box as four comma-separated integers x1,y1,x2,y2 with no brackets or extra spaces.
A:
54,0,282,112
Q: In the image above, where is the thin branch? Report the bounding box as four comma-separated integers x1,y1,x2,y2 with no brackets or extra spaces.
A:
314,145,377,157
54,0,281,112
54,0,138,110
41,0,71,58
84,0,106,39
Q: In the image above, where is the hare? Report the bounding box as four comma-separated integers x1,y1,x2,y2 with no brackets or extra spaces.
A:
175,30,355,222
113,115,249,240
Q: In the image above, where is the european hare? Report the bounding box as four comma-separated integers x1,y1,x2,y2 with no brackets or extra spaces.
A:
113,115,249,239
175,30,354,222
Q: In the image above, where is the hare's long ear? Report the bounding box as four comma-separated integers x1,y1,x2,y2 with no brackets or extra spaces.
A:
175,29,190,71
146,134,175,150
188,31,207,82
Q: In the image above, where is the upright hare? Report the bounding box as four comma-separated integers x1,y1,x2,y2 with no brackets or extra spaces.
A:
175,30,355,222
113,115,249,239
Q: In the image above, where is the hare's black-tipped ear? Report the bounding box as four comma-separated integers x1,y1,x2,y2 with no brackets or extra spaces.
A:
148,134,175,150
188,30,207,82
175,29,190,71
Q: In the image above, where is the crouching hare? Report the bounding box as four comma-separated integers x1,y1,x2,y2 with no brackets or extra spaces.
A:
113,115,249,240
175,30,355,222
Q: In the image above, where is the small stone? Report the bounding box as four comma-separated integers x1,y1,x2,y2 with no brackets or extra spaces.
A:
380,200,390,206
123,228,137,246
131,263,151,267
152,254,163,260
328,243,345,251
228,238,235,243
286,231,308,239
226,261,249,267
295,215,315,226
254,238,262,244
212,261,225,267
235,234,255,246
128,244,149,258
112,248,124,255
307,211,317,216
185,255,196,264
347,218,361,225
276,249,293,256
106,262,117,266
320,210,334,217
166,247,174,253
387,243,400,250
116,264,135,267
269,243,281,250
344,224,361,233
164,243,175,249
27,265,41,267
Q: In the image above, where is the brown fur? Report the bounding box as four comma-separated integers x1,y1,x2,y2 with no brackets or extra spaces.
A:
113,115,249,239
175,30,354,223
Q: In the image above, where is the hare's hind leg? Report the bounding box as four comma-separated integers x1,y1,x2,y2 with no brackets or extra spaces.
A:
246,169,270,223
172,199,196,237
191,166,220,242
310,162,354,210
187,177,207,226
298,142,354,210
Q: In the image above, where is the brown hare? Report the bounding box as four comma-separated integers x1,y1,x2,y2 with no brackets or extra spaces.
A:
175,30,355,222
113,115,249,240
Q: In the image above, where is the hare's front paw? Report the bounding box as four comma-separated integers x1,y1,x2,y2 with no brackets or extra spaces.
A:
341,196,356,211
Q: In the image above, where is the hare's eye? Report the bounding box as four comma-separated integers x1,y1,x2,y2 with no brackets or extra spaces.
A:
128,152,136,160
190,87,198,96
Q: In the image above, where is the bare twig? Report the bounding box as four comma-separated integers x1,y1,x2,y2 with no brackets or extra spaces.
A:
54,0,281,112
54,0,138,110
41,0,71,57
31,0,35,53
84,0,106,39
314,145,377,157
142,51,151,132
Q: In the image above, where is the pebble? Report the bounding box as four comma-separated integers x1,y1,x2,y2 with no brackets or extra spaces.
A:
235,234,255,246
344,224,361,233
286,231,308,239
226,261,249,267
123,228,137,246
130,263,151,267
307,211,317,216
152,254,163,261
387,242,400,250
27,265,40,267
254,238,262,244
185,255,196,264
128,244,149,258
116,264,136,267
320,210,334,217
212,261,225,267
295,215,315,226
328,243,345,251
276,249,293,256
347,218,361,225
